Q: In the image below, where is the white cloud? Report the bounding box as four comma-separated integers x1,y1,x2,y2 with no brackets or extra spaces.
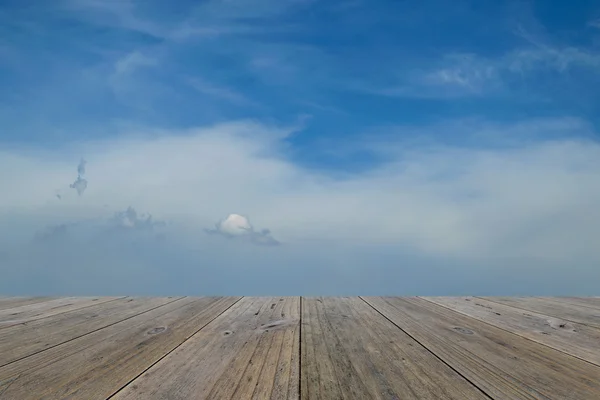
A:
214,214,253,236
207,213,279,246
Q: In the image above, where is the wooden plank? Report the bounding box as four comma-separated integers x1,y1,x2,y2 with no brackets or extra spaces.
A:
537,297,600,310
364,296,600,400
0,297,56,311
482,297,600,329
301,297,486,400
112,297,300,400
424,296,600,366
0,297,122,329
0,296,182,367
0,296,239,399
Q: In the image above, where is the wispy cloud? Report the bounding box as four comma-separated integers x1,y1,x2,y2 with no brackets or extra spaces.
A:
374,43,600,99
506,47,600,73
63,0,307,42
63,0,167,39
114,51,157,76
375,54,499,98
188,78,254,106
504,24,600,72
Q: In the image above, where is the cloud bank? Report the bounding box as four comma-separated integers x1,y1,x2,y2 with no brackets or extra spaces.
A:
1,119,600,295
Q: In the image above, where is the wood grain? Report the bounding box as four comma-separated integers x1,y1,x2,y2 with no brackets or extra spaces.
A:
482,297,600,328
301,297,486,400
0,297,239,399
364,296,600,400
0,297,121,329
0,296,181,367
112,296,300,400
424,296,600,366
0,297,56,311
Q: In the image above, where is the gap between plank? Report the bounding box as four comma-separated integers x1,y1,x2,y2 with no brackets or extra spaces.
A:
106,296,245,399
359,297,495,400
419,297,600,369
0,296,186,369
298,296,302,400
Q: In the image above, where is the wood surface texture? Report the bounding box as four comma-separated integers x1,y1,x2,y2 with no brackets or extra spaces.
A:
0,296,599,399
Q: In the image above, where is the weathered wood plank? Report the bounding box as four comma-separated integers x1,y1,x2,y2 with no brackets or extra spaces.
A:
483,297,600,329
0,297,122,329
364,296,600,400
112,297,300,400
0,297,239,400
0,296,181,367
301,297,486,400
0,297,56,311
537,297,600,310
424,296,600,366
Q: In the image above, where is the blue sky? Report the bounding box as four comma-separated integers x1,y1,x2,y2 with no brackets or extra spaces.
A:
1,0,600,295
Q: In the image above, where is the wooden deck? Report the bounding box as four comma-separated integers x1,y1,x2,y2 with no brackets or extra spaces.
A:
1,297,600,399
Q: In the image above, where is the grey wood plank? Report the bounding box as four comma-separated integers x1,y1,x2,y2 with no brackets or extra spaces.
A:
483,297,600,329
112,297,300,400
424,296,600,366
0,297,56,311
0,296,181,367
0,297,122,329
301,297,486,400
364,296,600,400
0,297,239,400
537,297,600,310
